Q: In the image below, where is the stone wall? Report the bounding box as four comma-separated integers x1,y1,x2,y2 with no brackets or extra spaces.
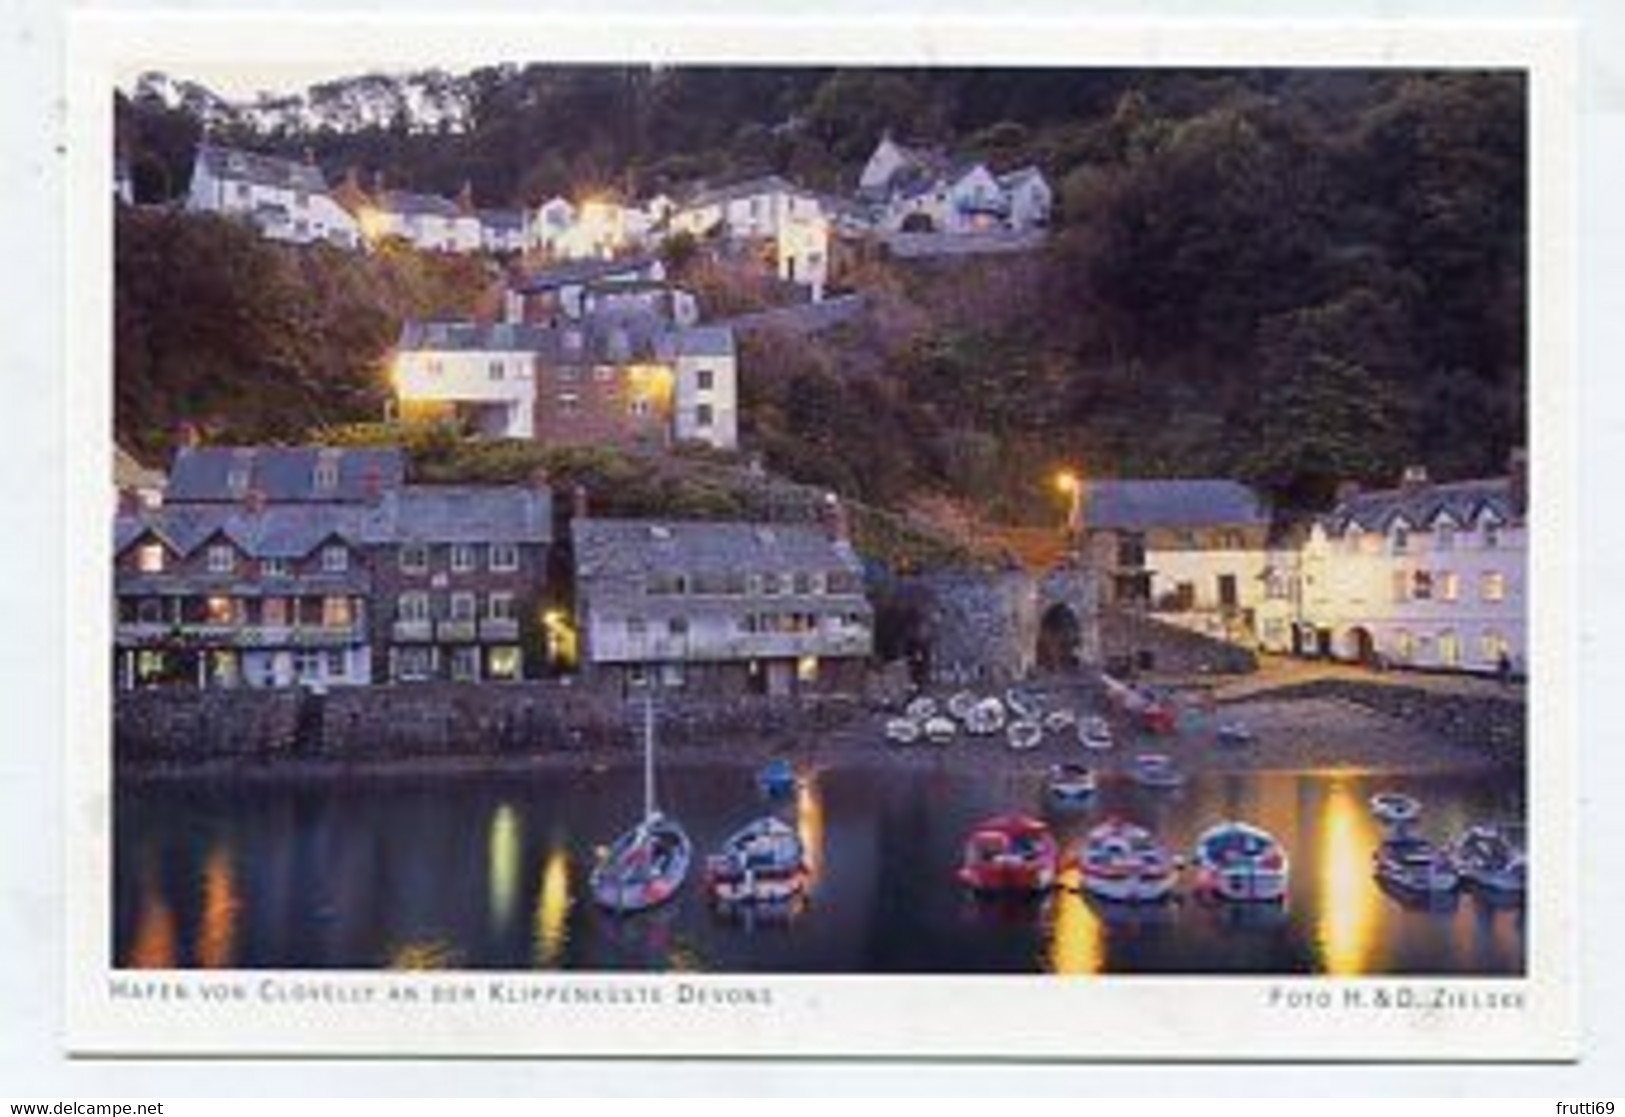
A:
114,681,870,766
1247,679,1525,761
1099,607,1258,676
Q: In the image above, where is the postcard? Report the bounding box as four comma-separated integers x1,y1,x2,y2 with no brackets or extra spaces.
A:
64,11,1578,1060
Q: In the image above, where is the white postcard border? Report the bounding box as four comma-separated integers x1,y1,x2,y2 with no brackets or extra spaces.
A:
64,12,1579,1060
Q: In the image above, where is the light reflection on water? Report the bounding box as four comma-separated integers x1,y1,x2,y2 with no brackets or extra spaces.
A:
113,765,1524,975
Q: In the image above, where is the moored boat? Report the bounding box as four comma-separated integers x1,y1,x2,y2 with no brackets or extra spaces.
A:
1452,823,1527,896
590,698,692,914
957,814,1059,895
884,717,921,745
1130,752,1185,789
1077,819,1181,903
1078,716,1113,751
924,715,958,745
757,757,797,799
1043,708,1078,734
1046,762,1096,803
1369,791,1423,829
946,690,979,723
905,695,938,722
963,697,1008,737
1373,835,1460,896
1215,722,1255,748
1192,821,1290,903
1007,720,1043,751
705,816,809,905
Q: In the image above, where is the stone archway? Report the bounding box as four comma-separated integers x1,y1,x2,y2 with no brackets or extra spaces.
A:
1037,603,1083,673
1344,626,1376,665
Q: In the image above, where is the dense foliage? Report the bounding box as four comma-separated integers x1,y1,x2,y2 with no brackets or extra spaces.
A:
115,67,1526,516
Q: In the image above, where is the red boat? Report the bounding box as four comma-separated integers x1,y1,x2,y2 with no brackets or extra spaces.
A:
956,814,1060,895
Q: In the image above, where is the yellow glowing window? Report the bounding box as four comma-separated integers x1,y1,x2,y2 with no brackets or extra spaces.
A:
136,543,165,573
204,596,234,624
1481,572,1507,602
797,655,820,683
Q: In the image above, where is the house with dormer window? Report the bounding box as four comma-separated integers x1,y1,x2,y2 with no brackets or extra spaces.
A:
186,144,361,248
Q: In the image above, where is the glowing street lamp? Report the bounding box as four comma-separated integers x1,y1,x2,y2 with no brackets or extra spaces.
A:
1055,469,1084,536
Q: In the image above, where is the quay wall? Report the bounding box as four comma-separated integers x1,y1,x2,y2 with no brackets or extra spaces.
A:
114,683,869,766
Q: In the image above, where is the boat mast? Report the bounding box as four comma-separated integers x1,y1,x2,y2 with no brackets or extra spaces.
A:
643,692,656,821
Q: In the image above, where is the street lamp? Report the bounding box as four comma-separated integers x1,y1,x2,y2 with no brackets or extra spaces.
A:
1055,469,1083,536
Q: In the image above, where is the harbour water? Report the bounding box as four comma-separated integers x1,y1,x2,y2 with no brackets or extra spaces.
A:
114,763,1525,975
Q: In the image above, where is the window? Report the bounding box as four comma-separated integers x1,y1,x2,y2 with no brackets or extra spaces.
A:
1411,571,1433,600
1483,522,1501,549
797,655,820,683
1438,572,1460,602
261,557,289,578
262,597,288,627
322,596,353,628
1481,572,1507,602
629,396,651,418
487,646,522,680
1436,523,1456,551
762,572,783,596
207,544,236,575
396,647,433,682
321,545,349,573
660,662,686,689
1438,631,1460,667
1392,525,1410,554
1392,630,1414,663
450,544,477,573
227,467,250,496
559,392,580,416
204,596,234,624
594,365,615,383
809,572,827,595
627,617,648,641
314,457,339,492
488,359,506,381
398,592,430,623
449,592,477,621
136,543,165,573
324,650,347,680
696,369,715,391
450,647,481,682
489,543,519,572
296,650,322,681
668,617,689,638
137,598,165,624
695,403,714,428
1480,631,1509,664
400,544,429,574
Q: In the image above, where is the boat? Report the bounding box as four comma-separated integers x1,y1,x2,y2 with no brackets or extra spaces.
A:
1137,701,1179,735
1077,819,1181,903
1215,722,1255,748
946,690,979,723
924,715,958,745
1043,708,1077,734
1369,791,1423,828
884,717,921,745
1130,752,1185,789
1046,762,1096,803
1452,823,1527,896
963,697,1008,737
1005,687,1043,721
1007,719,1043,751
704,816,808,905
1078,716,1113,751
590,699,692,914
957,814,1059,895
1192,821,1290,903
905,696,938,722
756,757,797,799
1373,835,1460,896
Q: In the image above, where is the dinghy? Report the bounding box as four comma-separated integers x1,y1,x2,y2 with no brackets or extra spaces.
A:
1452,823,1527,897
1078,819,1181,903
1046,762,1096,804
590,700,691,914
1373,835,1460,896
1078,716,1113,751
1192,821,1290,903
1130,752,1185,789
705,816,809,905
957,814,1059,896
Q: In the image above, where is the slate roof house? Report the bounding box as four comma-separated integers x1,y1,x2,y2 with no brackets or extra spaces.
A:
113,446,554,689
572,513,873,698
186,143,362,248
858,133,1053,236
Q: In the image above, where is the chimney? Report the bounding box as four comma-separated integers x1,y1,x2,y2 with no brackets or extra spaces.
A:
1399,465,1430,494
244,487,267,516
1334,480,1361,507
572,484,589,521
457,179,475,215
1508,446,1528,514
821,491,850,542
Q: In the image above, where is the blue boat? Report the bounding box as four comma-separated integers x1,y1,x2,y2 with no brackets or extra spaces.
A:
758,758,798,799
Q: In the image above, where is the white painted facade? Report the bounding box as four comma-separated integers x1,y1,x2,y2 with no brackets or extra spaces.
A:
394,347,538,438
377,207,483,253
883,164,1008,234
1001,169,1054,229
671,182,826,242
1147,544,1270,643
669,348,739,451
186,148,361,248
776,215,830,301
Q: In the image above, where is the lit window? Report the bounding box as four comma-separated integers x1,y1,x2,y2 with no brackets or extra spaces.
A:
136,543,166,573
1482,572,1507,602
322,596,353,627
1438,572,1459,602
400,544,429,573
204,596,234,624
321,545,348,573
1480,631,1508,664
487,646,522,680
1392,630,1414,662
489,543,519,572
797,655,820,683
207,544,236,574
450,544,477,573
1438,631,1460,667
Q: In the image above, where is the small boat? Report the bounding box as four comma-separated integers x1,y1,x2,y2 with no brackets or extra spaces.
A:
1452,824,1527,896
964,697,1008,736
1137,702,1178,735
757,757,797,799
924,715,958,745
1005,687,1042,721
1078,716,1113,751
905,696,938,722
590,699,692,914
1078,819,1181,903
1130,752,1185,789
1369,791,1423,828
1043,708,1077,734
1046,762,1096,803
1006,719,1043,751
1192,821,1290,903
1215,722,1255,748
957,814,1059,895
883,717,921,745
1373,835,1460,896
705,816,808,905
946,690,979,723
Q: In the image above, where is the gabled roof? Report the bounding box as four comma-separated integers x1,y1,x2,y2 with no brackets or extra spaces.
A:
1086,479,1271,531
511,255,663,295
997,165,1049,190
114,503,371,561
655,326,735,361
370,486,553,545
574,518,863,591
165,446,407,505
682,175,815,210
196,144,328,194
1324,478,1518,536
398,320,559,353
479,209,526,230
380,190,464,219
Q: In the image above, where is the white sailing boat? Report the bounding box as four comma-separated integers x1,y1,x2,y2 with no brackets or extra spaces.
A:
589,696,692,914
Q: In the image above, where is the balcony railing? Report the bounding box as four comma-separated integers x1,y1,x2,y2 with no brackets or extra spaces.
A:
391,619,434,643
479,617,520,642
437,619,479,643
605,629,872,664
115,621,366,648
